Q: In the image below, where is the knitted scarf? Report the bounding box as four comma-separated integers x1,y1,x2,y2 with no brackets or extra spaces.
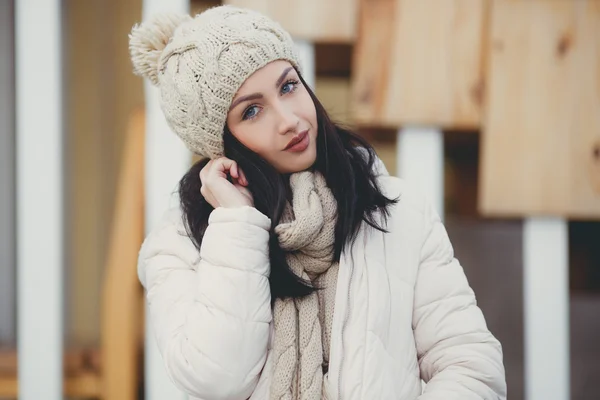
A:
270,171,338,400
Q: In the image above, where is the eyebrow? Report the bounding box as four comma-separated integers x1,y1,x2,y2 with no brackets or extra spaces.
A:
229,67,295,111
275,66,294,87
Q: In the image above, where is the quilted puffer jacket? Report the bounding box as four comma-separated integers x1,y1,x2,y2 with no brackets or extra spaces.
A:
138,163,507,400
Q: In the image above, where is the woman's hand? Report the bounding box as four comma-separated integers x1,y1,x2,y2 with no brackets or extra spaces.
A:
199,157,253,208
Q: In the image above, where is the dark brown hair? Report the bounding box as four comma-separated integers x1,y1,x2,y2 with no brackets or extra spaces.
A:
178,71,397,300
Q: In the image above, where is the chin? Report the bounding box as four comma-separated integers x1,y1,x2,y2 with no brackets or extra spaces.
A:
298,145,318,171
279,148,317,174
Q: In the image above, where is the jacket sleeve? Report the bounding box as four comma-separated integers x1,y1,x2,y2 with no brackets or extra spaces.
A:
138,206,273,400
412,199,507,400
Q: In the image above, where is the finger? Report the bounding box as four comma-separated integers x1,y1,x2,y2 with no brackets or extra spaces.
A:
200,184,212,204
238,168,248,186
212,157,238,178
199,167,206,184
205,158,227,181
200,160,212,182
212,157,239,179
231,162,239,179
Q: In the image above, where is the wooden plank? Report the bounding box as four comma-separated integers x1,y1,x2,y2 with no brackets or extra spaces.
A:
479,0,600,218
191,0,221,14
315,77,352,125
0,376,17,397
224,0,358,42
66,0,144,347
66,0,109,349
351,0,487,129
100,108,145,400
64,371,102,398
0,372,102,398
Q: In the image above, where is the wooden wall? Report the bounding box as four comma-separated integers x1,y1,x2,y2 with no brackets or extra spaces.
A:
225,0,358,42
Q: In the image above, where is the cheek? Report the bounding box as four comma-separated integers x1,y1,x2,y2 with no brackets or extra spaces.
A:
228,122,277,157
299,92,317,127
227,123,258,152
239,132,267,154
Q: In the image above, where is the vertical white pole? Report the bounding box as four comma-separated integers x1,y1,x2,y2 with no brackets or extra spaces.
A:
397,126,443,393
396,127,445,221
294,39,316,90
524,217,569,400
15,0,64,399
142,1,191,400
0,0,16,345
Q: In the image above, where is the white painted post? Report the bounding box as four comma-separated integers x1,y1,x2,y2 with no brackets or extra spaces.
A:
142,1,191,400
294,39,316,90
524,218,569,400
0,0,16,346
396,126,443,393
15,0,64,399
396,127,445,221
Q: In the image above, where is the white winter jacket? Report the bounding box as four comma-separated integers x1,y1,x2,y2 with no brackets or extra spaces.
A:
138,162,507,400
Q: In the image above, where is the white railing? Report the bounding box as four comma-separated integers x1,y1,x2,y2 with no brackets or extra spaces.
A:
16,0,64,398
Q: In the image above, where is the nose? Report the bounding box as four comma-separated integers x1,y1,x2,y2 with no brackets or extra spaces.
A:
275,102,300,135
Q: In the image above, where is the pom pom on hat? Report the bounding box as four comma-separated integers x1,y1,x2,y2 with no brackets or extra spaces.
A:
129,13,192,86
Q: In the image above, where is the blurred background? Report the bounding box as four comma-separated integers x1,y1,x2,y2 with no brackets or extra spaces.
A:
0,0,599,399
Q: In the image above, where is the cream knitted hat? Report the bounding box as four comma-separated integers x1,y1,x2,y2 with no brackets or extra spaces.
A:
129,5,302,158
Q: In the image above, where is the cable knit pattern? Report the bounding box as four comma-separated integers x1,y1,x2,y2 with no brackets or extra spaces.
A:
271,172,338,400
129,5,302,159
314,264,338,369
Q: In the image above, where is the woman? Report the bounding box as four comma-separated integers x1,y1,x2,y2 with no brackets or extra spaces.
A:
130,5,506,400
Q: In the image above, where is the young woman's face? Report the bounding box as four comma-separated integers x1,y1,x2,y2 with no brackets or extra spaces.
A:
226,60,318,174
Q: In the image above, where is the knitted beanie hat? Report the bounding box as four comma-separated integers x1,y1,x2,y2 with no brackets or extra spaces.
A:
129,5,302,158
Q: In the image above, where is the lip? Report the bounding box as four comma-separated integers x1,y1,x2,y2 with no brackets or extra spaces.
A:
283,130,310,152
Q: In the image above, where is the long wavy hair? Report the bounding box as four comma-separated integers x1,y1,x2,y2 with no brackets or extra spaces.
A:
179,71,397,300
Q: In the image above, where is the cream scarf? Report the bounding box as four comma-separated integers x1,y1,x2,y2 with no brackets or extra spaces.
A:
270,171,338,400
